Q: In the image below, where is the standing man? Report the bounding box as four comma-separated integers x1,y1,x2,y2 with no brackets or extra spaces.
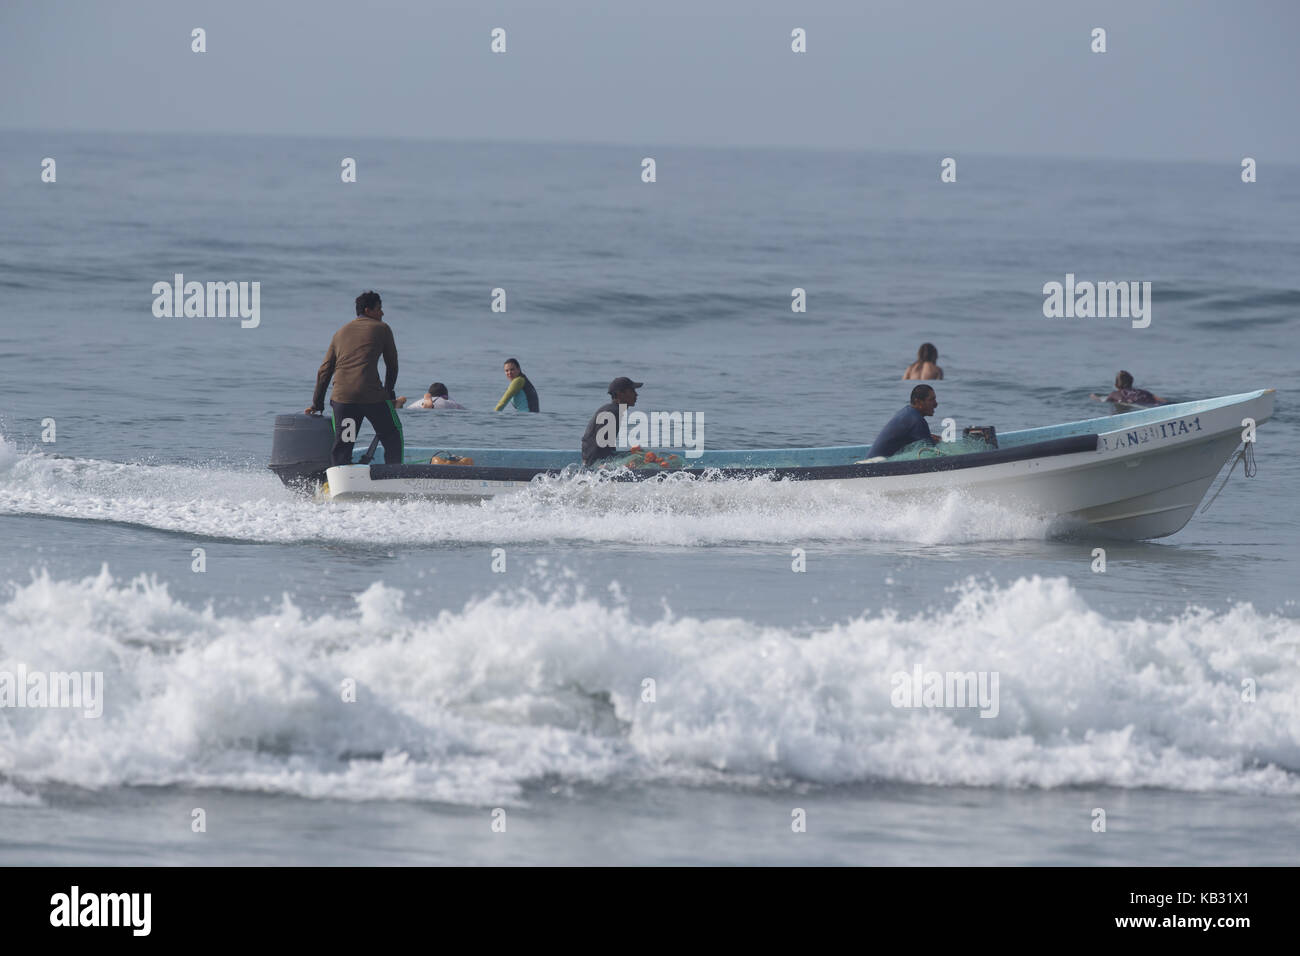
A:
582,376,642,465
306,290,404,467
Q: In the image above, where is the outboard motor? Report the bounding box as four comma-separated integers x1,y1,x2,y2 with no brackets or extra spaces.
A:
963,425,998,449
269,413,334,486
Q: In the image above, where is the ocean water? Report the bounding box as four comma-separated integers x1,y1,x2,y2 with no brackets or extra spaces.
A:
1,131,1298,864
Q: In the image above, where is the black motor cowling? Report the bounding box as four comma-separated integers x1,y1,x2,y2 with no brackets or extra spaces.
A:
269,413,334,486
962,425,998,448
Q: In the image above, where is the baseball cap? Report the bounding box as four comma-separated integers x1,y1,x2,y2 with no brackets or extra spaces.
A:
608,376,644,395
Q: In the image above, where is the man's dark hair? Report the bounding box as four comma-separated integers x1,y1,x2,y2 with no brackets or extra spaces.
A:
916,342,938,363
910,384,935,404
356,290,382,315
504,357,521,369
1115,370,1134,389
428,382,448,398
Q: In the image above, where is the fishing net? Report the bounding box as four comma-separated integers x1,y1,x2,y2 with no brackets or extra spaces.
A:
885,435,997,461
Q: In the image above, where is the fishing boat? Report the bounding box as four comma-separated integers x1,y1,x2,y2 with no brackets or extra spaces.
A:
269,389,1273,539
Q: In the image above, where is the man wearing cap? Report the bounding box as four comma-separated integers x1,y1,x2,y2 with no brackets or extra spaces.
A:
582,376,642,465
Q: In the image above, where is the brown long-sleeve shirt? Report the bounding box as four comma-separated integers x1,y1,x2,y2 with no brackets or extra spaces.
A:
312,316,398,409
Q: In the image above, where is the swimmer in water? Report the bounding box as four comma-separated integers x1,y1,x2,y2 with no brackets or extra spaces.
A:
1092,370,1166,406
903,343,943,380
494,358,540,412
399,382,466,409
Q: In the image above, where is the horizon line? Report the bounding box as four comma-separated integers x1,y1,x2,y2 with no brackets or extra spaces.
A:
2,125,1293,170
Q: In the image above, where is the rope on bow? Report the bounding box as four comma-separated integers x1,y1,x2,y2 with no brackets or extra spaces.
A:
1200,441,1258,514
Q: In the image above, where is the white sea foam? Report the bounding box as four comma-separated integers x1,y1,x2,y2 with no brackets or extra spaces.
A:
0,436,17,471
2,568,1296,804
0,444,1057,546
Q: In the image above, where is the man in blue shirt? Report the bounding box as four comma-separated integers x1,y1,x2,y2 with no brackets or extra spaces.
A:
867,385,941,459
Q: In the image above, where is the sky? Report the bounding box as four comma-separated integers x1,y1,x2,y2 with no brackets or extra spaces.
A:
1,0,1297,162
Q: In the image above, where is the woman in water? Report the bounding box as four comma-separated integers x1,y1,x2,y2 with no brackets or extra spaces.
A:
903,343,943,380
494,357,540,412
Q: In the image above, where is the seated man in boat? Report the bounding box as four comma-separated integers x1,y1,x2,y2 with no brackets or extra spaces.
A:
582,376,642,465
866,385,941,460
494,358,540,412
398,382,466,409
1094,370,1166,406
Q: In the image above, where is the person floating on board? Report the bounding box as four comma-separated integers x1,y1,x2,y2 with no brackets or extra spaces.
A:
494,358,540,412
903,342,944,380
305,290,404,467
1093,370,1166,406
398,382,466,409
866,384,941,460
582,376,642,465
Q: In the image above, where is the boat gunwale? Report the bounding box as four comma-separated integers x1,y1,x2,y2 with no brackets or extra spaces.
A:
364,433,1102,484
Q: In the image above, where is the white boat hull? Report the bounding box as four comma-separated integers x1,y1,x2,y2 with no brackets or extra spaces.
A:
321,390,1274,540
